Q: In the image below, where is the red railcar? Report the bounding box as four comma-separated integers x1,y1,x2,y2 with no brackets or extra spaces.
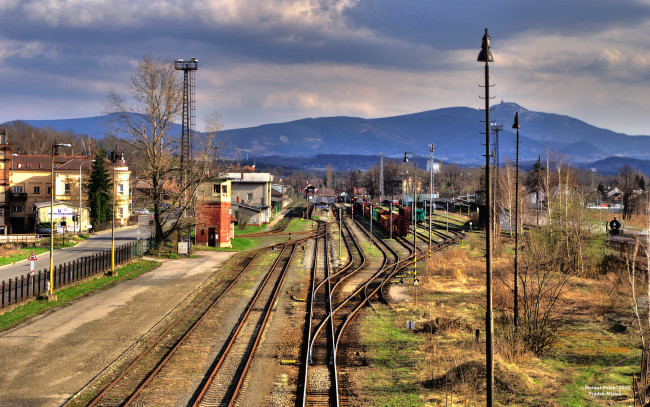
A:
354,201,410,236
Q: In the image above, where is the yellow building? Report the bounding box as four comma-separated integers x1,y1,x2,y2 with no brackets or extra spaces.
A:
8,146,131,233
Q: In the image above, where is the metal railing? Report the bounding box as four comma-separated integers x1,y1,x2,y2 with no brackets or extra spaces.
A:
1,238,151,309
0,235,45,244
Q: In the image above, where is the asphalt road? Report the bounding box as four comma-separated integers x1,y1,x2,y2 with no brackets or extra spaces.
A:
0,225,152,282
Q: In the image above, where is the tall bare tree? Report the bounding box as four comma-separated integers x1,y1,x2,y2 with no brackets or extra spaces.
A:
105,56,220,247
618,164,638,220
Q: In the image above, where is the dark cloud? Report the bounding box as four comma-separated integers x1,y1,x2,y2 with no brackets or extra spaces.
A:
2,0,650,134
344,0,650,49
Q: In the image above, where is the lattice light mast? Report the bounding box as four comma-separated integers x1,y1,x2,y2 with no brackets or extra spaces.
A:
175,58,198,192
175,58,198,250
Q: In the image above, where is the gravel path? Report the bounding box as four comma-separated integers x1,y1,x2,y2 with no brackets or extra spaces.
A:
0,251,234,407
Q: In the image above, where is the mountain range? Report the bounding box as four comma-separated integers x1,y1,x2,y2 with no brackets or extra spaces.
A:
12,102,650,173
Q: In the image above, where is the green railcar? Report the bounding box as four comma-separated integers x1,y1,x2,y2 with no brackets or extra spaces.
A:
416,208,425,222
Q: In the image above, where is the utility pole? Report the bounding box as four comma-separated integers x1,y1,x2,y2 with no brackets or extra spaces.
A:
380,152,384,204
429,144,435,255
513,112,520,332
478,27,495,407
491,122,502,244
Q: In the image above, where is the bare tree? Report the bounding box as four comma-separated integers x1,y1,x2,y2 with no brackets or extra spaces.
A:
618,164,638,220
497,227,570,356
105,56,220,248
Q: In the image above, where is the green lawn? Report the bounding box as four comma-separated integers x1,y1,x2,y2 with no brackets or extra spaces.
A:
0,238,82,267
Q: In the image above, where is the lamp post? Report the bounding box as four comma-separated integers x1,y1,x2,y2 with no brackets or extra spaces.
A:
404,152,418,303
478,27,494,406
111,160,116,275
429,144,435,255
513,112,521,332
369,204,373,247
49,143,71,301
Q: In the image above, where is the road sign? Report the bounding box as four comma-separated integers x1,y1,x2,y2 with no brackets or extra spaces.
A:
27,251,37,261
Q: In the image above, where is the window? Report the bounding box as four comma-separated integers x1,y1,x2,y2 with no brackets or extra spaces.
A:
247,193,253,201
64,183,71,194
25,163,31,168
11,205,22,213
39,163,44,169
33,186,40,194
48,186,52,194
12,186,23,193
222,185,228,194
117,207,124,218
213,184,220,194
118,184,124,194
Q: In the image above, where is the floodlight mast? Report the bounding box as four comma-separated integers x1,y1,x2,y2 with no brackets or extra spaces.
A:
175,57,198,251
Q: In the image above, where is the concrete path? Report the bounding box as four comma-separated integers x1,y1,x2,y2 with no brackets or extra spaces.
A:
0,251,234,406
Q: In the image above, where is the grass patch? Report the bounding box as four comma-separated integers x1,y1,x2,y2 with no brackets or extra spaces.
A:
360,241,383,262
0,259,160,332
0,238,82,267
360,308,423,407
234,224,268,235
194,237,261,252
283,218,314,233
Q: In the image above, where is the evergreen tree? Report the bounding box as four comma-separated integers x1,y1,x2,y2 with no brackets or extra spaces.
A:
637,174,646,191
87,148,113,227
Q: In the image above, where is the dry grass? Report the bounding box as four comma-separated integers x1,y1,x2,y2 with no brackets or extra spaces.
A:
398,236,641,406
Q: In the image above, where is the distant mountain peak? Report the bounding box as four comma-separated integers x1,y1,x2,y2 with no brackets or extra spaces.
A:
494,101,529,114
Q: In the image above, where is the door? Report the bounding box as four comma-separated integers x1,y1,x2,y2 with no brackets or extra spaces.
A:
208,227,216,247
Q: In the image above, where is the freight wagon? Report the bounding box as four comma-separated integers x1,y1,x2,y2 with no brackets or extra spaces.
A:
354,200,410,237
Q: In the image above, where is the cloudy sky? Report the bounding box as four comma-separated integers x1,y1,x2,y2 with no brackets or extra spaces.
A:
1,0,650,135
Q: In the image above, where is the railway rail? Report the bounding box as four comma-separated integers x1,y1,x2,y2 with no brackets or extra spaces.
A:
300,221,341,407
80,228,319,406
191,242,298,406
84,249,263,406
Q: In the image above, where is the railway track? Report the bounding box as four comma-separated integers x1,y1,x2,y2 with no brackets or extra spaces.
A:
191,242,298,406
85,250,262,406
79,226,319,406
236,207,302,237
301,221,340,407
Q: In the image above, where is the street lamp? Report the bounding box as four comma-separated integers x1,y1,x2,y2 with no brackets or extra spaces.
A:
404,152,418,303
478,27,495,406
513,112,521,332
428,144,435,256
111,159,117,275
49,143,71,301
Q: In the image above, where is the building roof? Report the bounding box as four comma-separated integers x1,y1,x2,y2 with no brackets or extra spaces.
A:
12,155,126,172
33,200,75,209
223,172,273,183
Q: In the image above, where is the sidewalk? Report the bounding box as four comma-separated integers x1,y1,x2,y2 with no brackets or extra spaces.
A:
0,251,235,406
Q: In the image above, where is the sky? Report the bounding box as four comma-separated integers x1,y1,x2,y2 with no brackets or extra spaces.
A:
1,0,650,135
